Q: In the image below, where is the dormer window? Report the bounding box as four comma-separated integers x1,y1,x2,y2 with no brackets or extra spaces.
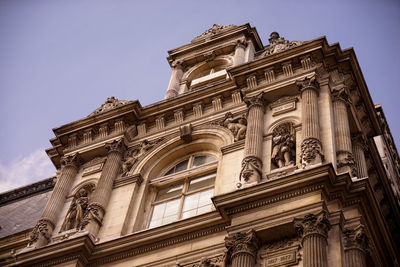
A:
188,59,230,88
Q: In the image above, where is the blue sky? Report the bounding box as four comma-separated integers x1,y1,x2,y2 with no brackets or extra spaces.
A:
0,0,399,192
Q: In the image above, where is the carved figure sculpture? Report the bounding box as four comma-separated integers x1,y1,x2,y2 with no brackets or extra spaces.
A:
121,139,162,176
271,123,296,168
221,112,247,142
60,188,89,232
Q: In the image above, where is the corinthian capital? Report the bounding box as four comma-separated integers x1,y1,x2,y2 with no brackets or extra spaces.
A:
105,138,126,154
243,92,264,109
343,224,368,252
331,87,352,105
60,153,80,169
294,210,331,239
296,75,319,93
225,229,259,258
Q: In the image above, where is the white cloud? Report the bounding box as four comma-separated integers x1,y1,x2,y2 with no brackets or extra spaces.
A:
0,149,56,193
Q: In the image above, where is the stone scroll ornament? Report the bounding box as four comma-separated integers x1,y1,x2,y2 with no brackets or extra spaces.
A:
219,112,247,142
28,219,54,247
121,138,163,176
239,156,262,184
271,123,296,169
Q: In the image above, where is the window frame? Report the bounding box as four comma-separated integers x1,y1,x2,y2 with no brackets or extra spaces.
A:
147,154,218,228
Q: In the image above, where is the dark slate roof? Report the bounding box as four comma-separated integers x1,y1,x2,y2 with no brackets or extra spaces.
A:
0,178,54,239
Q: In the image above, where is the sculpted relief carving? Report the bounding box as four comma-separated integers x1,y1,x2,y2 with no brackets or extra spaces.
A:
60,184,94,232
271,123,296,169
219,112,247,142
121,138,163,176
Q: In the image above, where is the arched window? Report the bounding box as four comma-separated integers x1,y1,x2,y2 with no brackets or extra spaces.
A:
148,154,217,228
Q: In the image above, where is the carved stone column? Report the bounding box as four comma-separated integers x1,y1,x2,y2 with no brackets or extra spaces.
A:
297,75,324,167
352,135,368,179
225,229,259,267
165,61,184,99
240,93,264,185
81,139,125,237
233,40,247,66
28,154,79,248
332,88,356,176
343,225,368,267
294,210,331,267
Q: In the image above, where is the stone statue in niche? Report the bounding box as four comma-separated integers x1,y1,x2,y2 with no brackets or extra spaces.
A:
60,187,90,232
221,112,247,142
121,138,163,176
271,123,296,169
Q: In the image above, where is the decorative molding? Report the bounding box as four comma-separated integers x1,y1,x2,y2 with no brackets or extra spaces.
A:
114,173,143,188
0,177,54,206
216,112,247,142
301,56,312,70
88,96,129,117
232,90,243,105
89,223,227,266
155,115,166,130
226,184,324,215
282,62,293,77
221,139,245,155
212,96,223,111
174,108,185,124
137,123,147,136
246,74,257,89
193,102,203,117
259,236,301,267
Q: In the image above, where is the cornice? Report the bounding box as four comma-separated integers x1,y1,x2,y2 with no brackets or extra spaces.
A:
167,23,263,62
0,177,54,206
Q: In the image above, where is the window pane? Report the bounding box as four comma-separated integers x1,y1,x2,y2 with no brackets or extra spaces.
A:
197,204,213,214
175,159,189,172
151,202,166,220
155,182,183,201
188,173,215,192
164,198,180,217
181,209,197,219
192,155,216,167
182,193,200,212
198,188,214,206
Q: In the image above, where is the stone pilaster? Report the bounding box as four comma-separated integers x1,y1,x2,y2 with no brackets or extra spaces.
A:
332,87,356,176
343,225,368,267
233,40,247,66
239,93,264,185
165,61,183,99
352,135,368,179
81,139,125,237
225,229,259,267
297,75,324,167
294,210,331,267
28,154,80,248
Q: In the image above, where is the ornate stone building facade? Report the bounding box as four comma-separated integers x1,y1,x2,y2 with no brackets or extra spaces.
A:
1,23,400,266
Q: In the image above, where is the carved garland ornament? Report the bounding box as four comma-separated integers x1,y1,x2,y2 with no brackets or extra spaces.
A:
337,150,357,176
300,137,324,167
225,229,260,259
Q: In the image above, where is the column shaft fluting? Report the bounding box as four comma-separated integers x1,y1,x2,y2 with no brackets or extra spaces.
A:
295,211,331,267
231,253,255,267
303,234,328,267
344,249,366,267
332,89,355,175
240,94,264,184
302,88,320,140
352,137,368,178
28,154,79,248
82,139,124,237
297,76,324,167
